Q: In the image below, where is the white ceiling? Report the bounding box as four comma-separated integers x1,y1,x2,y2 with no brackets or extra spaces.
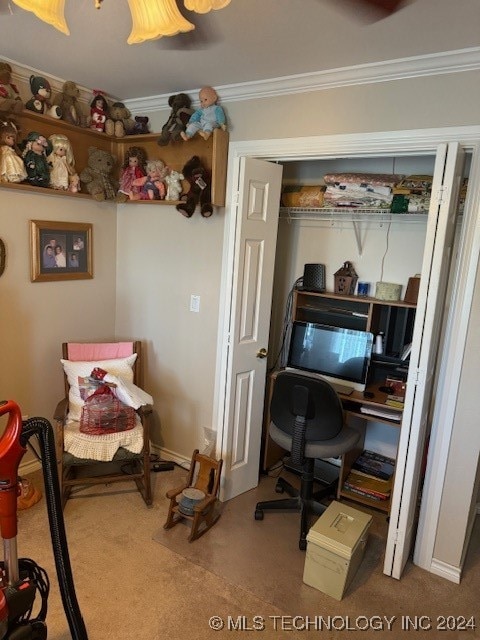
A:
0,0,479,101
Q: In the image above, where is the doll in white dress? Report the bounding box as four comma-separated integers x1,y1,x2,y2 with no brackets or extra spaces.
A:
0,121,27,183
47,133,80,192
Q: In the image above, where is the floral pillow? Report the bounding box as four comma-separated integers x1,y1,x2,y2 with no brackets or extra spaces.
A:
61,354,137,423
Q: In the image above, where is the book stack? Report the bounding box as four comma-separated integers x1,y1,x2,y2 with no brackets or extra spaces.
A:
343,450,395,502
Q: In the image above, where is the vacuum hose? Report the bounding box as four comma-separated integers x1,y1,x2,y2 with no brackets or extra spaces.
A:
21,417,88,640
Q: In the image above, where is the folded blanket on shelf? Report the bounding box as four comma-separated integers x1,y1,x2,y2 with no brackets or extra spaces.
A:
323,172,404,209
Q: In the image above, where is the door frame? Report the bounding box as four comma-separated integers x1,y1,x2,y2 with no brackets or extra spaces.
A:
214,125,480,575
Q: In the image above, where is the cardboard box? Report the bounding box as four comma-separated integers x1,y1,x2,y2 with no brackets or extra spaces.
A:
303,501,372,600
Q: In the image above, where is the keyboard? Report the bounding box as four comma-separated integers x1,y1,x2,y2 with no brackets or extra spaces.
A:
360,406,402,421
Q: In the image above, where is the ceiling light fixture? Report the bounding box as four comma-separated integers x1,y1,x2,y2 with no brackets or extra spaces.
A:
11,0,231,44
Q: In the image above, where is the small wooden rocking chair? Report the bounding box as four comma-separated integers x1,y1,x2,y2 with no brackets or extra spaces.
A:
164,449,223,542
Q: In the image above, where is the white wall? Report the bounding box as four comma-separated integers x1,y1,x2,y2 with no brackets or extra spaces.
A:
0,191,117,463
114,205,224,461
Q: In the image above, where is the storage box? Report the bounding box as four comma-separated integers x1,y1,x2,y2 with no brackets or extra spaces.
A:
375,281,402,301
303,501,372,600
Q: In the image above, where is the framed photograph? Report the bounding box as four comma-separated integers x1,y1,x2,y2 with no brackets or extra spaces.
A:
30,220,93,282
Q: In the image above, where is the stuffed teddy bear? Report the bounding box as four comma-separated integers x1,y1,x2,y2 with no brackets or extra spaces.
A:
80,146,117,201
176,155,213,218
53,80,84,126
157,93,194,146
165,169,184,201
105,102,135,138
0,61,24,114
132,116,150,135
181,86,226,142
25,76,62,119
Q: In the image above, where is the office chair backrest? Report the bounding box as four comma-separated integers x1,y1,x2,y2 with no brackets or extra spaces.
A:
271,371,344,441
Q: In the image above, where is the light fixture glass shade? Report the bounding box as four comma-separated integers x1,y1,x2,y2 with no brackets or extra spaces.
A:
184,0,231,13
12,0,69,35
127,0,194,44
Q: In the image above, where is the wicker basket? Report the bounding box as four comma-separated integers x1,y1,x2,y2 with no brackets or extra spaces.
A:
80,392,135,435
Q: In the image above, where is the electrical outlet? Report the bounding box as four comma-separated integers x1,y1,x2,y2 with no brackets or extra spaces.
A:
190,294,200,313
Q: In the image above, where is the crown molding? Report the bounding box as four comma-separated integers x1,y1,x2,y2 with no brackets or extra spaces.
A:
123,47,480,114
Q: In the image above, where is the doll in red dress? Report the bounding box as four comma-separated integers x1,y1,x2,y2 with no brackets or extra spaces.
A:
116,146,147,203
90,90,109,133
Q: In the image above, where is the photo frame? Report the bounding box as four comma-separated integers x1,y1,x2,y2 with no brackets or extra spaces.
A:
30,220,93,282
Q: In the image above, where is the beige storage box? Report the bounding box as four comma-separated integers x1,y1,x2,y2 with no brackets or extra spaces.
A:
303,501,372,600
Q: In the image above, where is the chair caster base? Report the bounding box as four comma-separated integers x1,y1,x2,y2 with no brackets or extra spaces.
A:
254,509,264,520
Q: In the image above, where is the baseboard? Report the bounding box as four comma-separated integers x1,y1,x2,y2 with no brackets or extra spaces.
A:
19,445,192,476
429,559,461,584
150,444,191,470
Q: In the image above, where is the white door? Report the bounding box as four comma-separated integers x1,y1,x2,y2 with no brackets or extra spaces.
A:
384,142,465,578
219,157,283,501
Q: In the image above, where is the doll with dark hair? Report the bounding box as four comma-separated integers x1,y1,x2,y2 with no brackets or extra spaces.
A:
0,120,27,183
90,90,109,133
116,146,147,203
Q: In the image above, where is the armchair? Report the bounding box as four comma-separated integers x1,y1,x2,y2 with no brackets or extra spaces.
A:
54,340,152,508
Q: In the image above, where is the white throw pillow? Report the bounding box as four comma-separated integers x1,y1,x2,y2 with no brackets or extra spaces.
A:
61,354,137,422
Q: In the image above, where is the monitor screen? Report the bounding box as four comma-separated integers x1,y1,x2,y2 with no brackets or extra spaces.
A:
287,321,373,390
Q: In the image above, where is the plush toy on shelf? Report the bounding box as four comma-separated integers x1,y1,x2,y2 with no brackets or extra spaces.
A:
176,155,212,218
89,90,109,133
181,86,226,142
25,76,62,119
20,131,53,188
116,146,147,203
0,61,24,114
0,120,27,184
132,116,150,135
53,80,84,127
105,102,135,138
80,146,117,201
157,93,193,146
47,133,80,192
165,169,184,201
130,159,167,201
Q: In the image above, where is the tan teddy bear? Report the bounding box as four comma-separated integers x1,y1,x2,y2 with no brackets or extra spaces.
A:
54,80,85,127
105,102,135,138
80,146,117,201
0,61,24,114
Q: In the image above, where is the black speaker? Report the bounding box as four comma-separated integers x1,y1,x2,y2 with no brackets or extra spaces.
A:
302,263,326,292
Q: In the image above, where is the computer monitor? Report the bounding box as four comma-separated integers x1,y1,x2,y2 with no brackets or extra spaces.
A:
287,321,374,393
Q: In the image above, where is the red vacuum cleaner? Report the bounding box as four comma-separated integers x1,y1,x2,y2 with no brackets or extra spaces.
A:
0,400,88,639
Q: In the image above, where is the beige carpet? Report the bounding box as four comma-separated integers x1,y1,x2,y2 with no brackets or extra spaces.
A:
15,466,480,639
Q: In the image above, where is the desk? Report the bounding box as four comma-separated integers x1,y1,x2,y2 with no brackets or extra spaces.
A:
261,370,403,514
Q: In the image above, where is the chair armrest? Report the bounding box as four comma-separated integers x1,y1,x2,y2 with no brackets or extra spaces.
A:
165,484,188,500
54,397,69,422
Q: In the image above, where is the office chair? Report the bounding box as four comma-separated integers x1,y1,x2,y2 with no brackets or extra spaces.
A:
254,370,360,550
54,340,152,508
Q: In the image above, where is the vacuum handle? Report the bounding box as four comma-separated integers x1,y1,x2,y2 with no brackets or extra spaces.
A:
0,400,27,539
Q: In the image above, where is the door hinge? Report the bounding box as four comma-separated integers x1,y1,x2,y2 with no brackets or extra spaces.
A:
233,191,240,207
413,368,425,386
437,185,448,205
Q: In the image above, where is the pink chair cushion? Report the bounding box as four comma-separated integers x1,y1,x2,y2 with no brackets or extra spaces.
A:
66,342,134,362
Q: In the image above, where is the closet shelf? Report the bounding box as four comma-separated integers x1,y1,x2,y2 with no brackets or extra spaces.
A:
279,207,428,223
279,207,428,256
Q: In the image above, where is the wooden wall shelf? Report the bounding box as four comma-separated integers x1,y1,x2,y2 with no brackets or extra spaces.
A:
1,111,229,207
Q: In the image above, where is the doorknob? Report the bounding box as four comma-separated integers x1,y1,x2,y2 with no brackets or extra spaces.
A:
256,348,268,359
